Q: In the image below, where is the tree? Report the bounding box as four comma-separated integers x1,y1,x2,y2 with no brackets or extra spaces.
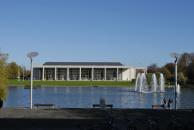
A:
16,65,30,80
178,72,187,85
159,67,172,81
147,64,158,73
0,53,8,101
7,62,20,80
164,63,175,75
187,59,194,83
178,53,190,73
147,52,194,85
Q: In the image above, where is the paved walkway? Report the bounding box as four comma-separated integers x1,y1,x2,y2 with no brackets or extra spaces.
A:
0,108,194,130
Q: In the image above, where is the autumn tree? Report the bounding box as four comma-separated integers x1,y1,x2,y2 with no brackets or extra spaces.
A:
187,58,194,84
7,62,20,80
159,67,172,81
0,52,8,101
147,64,158,73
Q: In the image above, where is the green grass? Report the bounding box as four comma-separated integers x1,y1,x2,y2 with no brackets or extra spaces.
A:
8,80,134,87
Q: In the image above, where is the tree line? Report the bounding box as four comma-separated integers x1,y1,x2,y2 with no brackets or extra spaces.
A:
6,62,30,80
0,52,31,100
147,53,194,85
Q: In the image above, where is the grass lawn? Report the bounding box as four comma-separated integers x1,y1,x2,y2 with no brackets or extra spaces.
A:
8,80,134,87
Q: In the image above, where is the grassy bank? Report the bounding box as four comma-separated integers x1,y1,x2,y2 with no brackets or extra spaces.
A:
8,80,134,87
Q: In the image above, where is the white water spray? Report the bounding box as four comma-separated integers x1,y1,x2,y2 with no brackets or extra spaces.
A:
159,73,165,92
135,73,165,93
177,84,181,94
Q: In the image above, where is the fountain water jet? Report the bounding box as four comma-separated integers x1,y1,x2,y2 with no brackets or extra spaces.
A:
135,73,140,91
151,73,158,92
177,84,181,94
140,73,148,93
135,73,165,93
159,73,165,92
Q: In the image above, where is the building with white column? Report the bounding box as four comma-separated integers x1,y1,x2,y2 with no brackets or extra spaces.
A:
33,62,144,81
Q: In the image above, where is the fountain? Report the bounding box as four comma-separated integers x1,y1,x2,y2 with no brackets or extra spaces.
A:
151,73,158,92
159,73,165,92
135,73,165,93
139,73,148,92
135,73,140,91
135,73,148,93
177,84,181,94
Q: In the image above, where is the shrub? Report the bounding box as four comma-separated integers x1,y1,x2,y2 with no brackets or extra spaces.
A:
0,58,8,100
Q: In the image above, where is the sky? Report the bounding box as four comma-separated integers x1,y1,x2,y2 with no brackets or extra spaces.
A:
0,0,194,68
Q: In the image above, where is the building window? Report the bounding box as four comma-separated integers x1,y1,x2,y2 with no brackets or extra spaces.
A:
33,68,42,80
57,68,67,80
94,68,104,80
106,68,117,80
45,68,55,80
81,68,91,80
69,68,80,80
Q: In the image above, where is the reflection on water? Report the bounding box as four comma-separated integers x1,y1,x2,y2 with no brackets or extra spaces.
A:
3,86,194,109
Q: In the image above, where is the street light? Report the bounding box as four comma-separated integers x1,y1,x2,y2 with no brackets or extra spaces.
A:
27,51,39,109
170,52,179,110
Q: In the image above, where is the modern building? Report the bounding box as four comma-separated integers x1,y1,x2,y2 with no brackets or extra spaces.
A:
33,62,145,81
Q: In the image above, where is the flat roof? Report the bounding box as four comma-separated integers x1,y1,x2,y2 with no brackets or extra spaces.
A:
43,62,123,66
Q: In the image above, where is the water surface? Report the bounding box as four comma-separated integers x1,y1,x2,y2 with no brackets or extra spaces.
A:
4,86,194,109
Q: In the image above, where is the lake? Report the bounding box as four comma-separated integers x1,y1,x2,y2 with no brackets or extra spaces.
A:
4,86,194,109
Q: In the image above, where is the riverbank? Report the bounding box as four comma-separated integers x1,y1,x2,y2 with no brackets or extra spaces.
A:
8,80,134,87
0,108,193,130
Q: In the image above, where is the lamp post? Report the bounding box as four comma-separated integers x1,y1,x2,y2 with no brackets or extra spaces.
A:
27,52,38,109
170,53,179,110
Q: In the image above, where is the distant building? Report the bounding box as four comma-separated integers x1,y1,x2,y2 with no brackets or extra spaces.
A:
33,62,146,81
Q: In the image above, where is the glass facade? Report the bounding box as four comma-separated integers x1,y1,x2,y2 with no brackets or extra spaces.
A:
57,68,67,80
33,68,42,80
81,68,92,80
106,68,117,80
69,68,80,80
33,66,136,81
45,68,55,80
93,68,104,80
